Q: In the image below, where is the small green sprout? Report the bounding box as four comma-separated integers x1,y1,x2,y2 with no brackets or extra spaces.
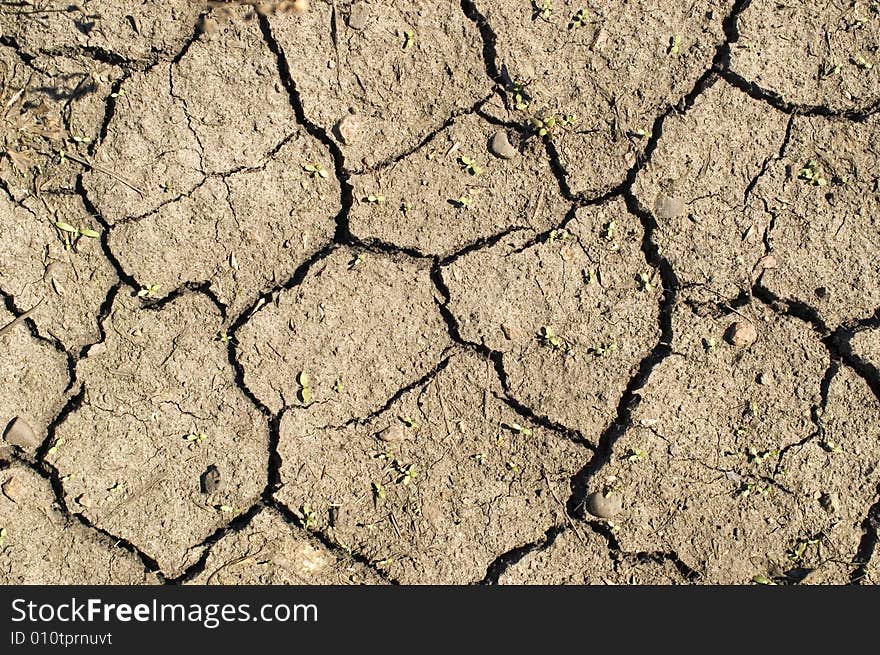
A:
702,337,717,353
185,432,207,444
751,574,776,585
510,80,530,110
160,180,174,193
819,438,842,454
624,447,646,462
365,194,386,203
137,283,161,299
401,416,418,429
218,504,241,515
107,481,125,493
400,201,412,215
109,88,126,98
54,220,100,252
303,163,329,179
853,55,874,70
505,422,533,437
738,480,770,498
472,453,486,465
349,253,364,269
46,438,64,455
372,482,386,501
637,272,653,292
538,325,563,350
528,115,556,136
548,228,570,244
506,461,521,475
630,128,652,139
590,341,618,357
214,332,233,345
668,34,681,55
583,268,596,285
403,30,414,49
788,537,820,563
300,504,317,529
0,527,5,545
459,155,483,176
71,135,91,144
398,464,417,486
747,447,779,464
453,196,472,209
297,371,313,404
601,219,617,241
569,9,588,29
798,160,827,187
532,0,552,22
333,378,343,393
560,113,578,127
821,60,842,78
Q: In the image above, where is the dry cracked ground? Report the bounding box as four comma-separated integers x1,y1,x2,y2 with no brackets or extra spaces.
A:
1,0,879,586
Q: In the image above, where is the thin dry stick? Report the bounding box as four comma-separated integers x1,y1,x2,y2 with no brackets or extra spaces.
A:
0,298,43,339
59,151,145,198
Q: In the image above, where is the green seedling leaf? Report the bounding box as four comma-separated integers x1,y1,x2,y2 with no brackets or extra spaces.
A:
299,386,313,404
668,34,681,55
79,227,100,239
300,504,317,529
54,221,78,234
47,438,64,455
137,283,161,299
366,194,386,203
751,574,776,585
403,30,414,49
297,371,311,388
569,8,587,29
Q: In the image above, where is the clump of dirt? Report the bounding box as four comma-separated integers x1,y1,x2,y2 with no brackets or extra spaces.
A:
1,305,70,452
268,0,492,168
348,112,568,255
0,465,157,584
276,349,587,583
478,0,728,198
596,293,872,583
49,291,269,577
633,80,789,301
497,529,688,585
186,506,385,584
236,247,451,418
443,198,661,441
730,1,880,112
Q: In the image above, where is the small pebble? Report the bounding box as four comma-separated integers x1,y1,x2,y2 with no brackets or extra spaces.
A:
586,491,622,518
336,113,361,145
654,193,684,220
348,2,369,30
727,321,757,348
200,465,221,494
3,417,39,450
376,423,408,443
1,475,25,502
489,130,516,159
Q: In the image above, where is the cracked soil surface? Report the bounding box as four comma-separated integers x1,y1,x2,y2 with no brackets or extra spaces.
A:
2,0,880,585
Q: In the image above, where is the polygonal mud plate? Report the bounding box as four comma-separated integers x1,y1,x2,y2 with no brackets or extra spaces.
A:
730,1,880,112
187,507,386,584
497,528,687,585
0,0,201,64
0,465,157,584
236,247,451,418
348,112,569,255
85,15,296,222
477,0,727,198
0,307,70,454
276,350,587,584
0,195,116,352
754,115,880,327
443,198,661,442
268,0,491,168
49,292,269,578
594,297,866,584
106,133,338,317
633,80,789,300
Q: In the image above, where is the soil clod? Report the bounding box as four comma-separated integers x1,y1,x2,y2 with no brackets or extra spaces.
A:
200,465,222,494
490,130,516,159
727,321,758,348
586,491,622,519
3,417,39,451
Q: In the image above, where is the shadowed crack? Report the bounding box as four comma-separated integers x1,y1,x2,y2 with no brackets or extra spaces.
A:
480,524,566,584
